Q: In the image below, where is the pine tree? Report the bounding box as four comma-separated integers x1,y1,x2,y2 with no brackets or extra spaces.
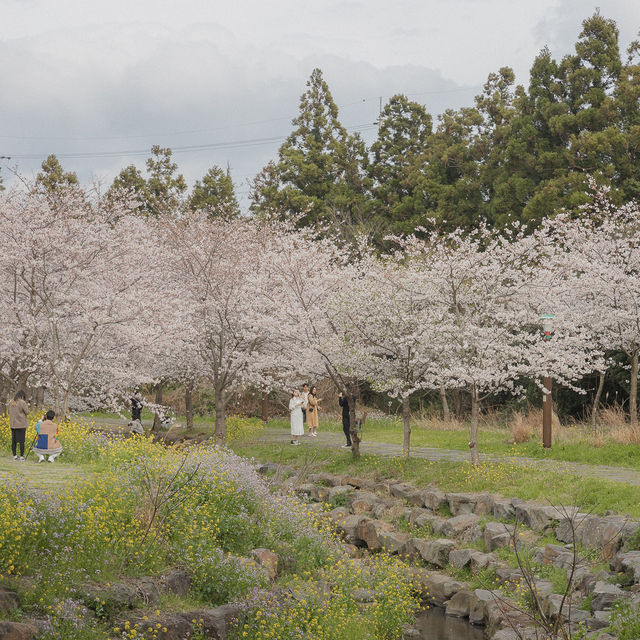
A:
189,165,239,217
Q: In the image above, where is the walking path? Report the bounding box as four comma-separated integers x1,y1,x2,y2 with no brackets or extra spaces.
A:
255,428,640,487
85,417,640,487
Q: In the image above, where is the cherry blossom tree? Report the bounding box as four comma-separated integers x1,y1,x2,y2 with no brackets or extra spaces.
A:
0,187,159,416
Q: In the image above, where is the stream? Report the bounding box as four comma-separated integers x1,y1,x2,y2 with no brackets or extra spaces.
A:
413,605,486,639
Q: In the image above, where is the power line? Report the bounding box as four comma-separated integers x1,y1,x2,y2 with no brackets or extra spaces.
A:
0,123,379,162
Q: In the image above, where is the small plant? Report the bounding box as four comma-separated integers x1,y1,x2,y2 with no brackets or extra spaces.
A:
608,599,640,640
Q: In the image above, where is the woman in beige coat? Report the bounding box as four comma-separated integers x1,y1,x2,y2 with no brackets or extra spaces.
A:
8,390,29,461
306,386,322,437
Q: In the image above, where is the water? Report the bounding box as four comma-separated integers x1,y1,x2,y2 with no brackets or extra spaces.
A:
413,605,486,640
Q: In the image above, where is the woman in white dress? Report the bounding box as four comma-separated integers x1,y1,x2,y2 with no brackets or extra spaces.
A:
289,389,305,445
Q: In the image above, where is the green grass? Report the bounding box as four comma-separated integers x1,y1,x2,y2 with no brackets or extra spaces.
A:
230,441,640,518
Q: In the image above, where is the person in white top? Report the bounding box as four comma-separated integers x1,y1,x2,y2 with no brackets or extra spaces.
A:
289,389,305,445
301,383,310,432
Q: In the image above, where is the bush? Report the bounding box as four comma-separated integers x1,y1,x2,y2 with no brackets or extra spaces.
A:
225,415,264,443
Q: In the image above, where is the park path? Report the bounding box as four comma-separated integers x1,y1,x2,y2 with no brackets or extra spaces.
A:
85,417,640,488
254,428,640,487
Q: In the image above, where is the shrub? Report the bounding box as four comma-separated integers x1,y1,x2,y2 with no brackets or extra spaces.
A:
225,415,264,443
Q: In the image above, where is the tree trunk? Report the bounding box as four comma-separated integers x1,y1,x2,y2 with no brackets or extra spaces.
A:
261,390,269,423
152,382,163,431
185,383,194,430
455,389,463,419
591,371,606,431
348,391,360,460
214,386,227,446
631,348,639,428
35,386,45,408
402,395,411,458
469,385,480,466
439,384,450,422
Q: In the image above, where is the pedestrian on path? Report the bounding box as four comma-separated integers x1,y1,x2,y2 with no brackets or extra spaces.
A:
8,390,29,461
301,383,310,430
306,386,322,437
338,392,352,449
289,390,305,445
33,410,63,463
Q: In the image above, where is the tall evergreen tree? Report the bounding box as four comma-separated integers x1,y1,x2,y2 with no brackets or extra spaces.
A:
250,68,371,241
189,165,240,217
35,154,79,193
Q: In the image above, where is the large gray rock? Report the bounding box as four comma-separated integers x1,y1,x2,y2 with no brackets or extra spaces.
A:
557,515,638,559
470,551,496,574
441,513,482,542
328,485,352,500
484,521,514,551
308,472,344,486
0,621,38,640
357,519,393,551
294,483,316,497
409,509,446,534
591,580,625,612
390,483,423,506
446,493,477,515
424,572,465,605
515,503,561,531
449,548,475,570
410,538,456,568
492,498,516,521
423,488,446,512
610,550,640,584
349,491,380,514
251,549,278,580
377,530,410,555
473,493,496,516
540,543,566,565
469,589,500,625
445,589,475,617
335,514,369,543
372,498,406,520
325,507,349,524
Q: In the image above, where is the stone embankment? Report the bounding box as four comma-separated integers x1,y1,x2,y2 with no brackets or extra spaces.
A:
260,464,640,640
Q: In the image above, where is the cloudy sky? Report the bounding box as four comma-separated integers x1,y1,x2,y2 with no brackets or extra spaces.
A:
1,0,639,206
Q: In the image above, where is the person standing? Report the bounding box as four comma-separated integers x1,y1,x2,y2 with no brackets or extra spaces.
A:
8,390,29,461
289,390,305,445
301,383,310,432
130,393,144,434
306,386,322,437
338,392,352,449
33,410,63,463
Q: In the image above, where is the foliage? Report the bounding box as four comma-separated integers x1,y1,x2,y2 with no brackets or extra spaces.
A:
231,554,419,640
224,415,265,443
608,599,640,639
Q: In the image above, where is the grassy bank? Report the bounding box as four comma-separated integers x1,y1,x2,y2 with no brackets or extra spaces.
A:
230,440,640,518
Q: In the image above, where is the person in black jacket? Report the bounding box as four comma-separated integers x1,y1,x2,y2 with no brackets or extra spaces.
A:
338,392,352,449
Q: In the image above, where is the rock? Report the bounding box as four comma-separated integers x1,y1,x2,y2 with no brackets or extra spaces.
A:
0,621,38,640
358,519,393,551
587,611,611,630
557,515,638,560
390,483,419,502
484,521,514,551
162,569,191,598
541,543,566,565
335,514,369,543
423,488,446,512
424,572,465,605
469,588,499,625
309,473,343,487
341,476,367,488
256,462,278,475
349,492,380,514
473,494,496,516
572,567,597,594
611,550,640,584
470,551,495,574
251,549,278,580
515,503,560,531
445,589,475,617
326,507,350,523
449,548,475,570
591,580,625,612
446,493,477,515
495,566,523,587
402,628,422,640
343,544,360,558
490,630,520,640
0,589,19,613
441,514,482,541
311,485,330,502
378,530,410,555
372,498,405,520
532,580,554,599
410,510,447,535
410,538,456,568
492,498,516,521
